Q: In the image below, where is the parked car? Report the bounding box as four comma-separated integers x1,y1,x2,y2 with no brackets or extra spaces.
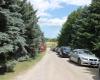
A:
57,47,61,53
69,49,99,66
51,47,60,54
50,47,56,52
59,46,71,57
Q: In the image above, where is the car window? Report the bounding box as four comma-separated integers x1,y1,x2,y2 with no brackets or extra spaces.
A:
83,50,93,55
63,48,67,50
62,47,71,51
78,51,83,54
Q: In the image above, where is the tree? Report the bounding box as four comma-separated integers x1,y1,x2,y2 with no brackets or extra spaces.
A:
18,0,45,54
58,0,100,57
0,0,45,72
73,0,100,56
58,8,83,47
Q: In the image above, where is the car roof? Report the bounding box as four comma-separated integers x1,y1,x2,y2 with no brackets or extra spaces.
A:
61,46,71,48
73,49,89,52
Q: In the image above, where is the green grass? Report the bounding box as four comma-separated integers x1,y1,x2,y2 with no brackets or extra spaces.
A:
0,53,45,80
46,41,57,47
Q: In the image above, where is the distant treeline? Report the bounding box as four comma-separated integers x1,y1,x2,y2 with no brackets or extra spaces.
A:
45,38,57,42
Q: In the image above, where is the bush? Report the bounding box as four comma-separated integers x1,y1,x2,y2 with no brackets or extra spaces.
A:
17,55,30,62
6,60,16,72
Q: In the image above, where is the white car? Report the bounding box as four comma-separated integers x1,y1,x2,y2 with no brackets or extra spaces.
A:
69,49,99,66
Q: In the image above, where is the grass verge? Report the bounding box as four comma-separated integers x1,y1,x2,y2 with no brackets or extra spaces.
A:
0,53,45,80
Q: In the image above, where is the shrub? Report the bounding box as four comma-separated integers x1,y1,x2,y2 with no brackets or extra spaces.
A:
6,60,16,72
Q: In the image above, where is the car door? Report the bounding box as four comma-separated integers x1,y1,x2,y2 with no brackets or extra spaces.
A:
71,51,78,62
70,51,77,62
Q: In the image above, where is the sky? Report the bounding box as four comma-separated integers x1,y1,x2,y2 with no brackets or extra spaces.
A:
28,0,92,39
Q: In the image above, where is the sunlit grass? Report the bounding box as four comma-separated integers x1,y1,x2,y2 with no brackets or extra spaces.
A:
0,53,45,80
46,41,57,47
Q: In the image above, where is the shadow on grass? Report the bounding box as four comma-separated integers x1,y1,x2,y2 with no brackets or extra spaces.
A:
0,66,14,75
0,67,6,75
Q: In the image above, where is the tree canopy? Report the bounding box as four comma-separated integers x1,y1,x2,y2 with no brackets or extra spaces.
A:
58,0,100,57
0,0,45,72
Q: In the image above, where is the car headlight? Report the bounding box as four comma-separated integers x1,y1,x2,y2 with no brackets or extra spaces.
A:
81,57,88,60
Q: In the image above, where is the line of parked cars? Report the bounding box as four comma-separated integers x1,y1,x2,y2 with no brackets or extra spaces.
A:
51,46,100,77
51,46,71,57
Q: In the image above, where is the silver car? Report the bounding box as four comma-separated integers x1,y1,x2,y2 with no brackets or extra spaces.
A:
69,49,99,66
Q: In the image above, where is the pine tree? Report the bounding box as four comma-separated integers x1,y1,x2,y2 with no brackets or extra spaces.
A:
58,8,83,47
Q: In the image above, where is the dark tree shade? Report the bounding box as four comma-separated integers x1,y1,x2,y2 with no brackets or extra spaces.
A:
58,0,100,57
0,12,7,32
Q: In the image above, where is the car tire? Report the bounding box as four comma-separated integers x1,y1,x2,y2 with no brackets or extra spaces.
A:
78,58,82,65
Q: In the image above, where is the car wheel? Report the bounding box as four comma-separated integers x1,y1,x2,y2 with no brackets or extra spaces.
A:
78,58,82,65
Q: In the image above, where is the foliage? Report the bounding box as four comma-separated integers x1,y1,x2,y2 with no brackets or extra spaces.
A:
45,38,57,42
6,60,16,72
58,0,100,57
0,0,45,73
58,8,84,47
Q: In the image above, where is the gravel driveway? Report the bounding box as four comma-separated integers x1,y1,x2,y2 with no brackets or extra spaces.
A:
13,49,99,80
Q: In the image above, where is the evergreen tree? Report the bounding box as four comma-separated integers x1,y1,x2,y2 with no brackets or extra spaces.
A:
58,0,100,57
0,0,45,72
58,8,83,47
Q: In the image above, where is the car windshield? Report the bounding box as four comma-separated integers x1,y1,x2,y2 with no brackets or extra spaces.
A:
63,47,71,51
78,50,93,55
83,50,93,55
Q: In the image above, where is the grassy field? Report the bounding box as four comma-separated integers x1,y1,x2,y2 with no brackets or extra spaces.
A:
0,53,45,80
46,41,57,48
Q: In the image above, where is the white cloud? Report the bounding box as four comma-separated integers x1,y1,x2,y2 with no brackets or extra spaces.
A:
28,0,92,17
27,0,92,38
28,0,63,11
37,11,52,17
28,0,92,11
57,0,91,6
39,16,67,26
27,0,92,27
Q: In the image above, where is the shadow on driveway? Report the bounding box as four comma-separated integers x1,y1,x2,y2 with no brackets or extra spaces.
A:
67,59,99,80
84,67,99,80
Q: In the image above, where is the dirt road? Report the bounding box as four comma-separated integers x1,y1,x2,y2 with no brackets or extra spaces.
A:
14,49,99,80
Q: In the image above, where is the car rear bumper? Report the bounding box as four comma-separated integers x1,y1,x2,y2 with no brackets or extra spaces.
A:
61,52,69,57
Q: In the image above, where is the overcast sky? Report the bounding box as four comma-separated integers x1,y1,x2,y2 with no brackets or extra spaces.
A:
28,0,92,38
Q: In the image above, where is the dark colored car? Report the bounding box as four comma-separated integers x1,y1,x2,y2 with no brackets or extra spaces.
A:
50,47,56,51
59,47,71,57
